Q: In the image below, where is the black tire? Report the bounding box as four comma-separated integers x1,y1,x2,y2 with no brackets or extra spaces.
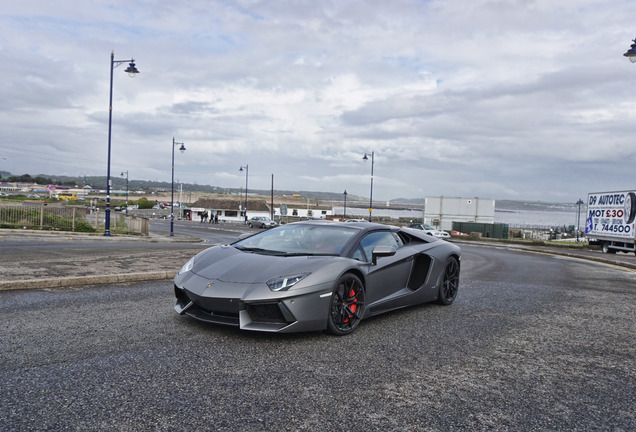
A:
248,223,253,228
624,192,636,224
601,242,616,254
327,274,365,336
437,257,460,305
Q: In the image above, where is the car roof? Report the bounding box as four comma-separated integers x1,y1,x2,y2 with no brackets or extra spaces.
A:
288,219,397,234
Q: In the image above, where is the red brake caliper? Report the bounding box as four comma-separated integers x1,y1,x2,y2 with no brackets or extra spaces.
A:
343,286,356,323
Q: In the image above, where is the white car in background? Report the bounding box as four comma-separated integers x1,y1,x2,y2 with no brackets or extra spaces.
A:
408,223,451,239
248,216,277,229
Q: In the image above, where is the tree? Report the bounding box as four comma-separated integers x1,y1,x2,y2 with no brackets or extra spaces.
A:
34,176,53,185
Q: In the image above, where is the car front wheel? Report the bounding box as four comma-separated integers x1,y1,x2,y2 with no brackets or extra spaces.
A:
327,274,365,336
437,257,459,305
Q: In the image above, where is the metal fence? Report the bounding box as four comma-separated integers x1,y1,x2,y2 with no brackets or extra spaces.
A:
0,203,148,235
0,203,90,231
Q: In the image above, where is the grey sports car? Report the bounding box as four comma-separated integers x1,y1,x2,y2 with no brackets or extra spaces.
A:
174,220,460,335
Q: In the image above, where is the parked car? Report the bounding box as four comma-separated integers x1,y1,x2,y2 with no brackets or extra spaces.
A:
248,216,277,229
409,223,451,239
174,220,461,335
345,218,367,223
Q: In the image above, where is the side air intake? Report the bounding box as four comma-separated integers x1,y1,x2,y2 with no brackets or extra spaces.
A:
407,254,432,290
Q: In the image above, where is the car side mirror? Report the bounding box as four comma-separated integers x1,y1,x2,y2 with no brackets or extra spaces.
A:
371,245,396,265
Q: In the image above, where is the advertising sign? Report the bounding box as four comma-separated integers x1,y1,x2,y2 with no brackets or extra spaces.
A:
585,191,636,240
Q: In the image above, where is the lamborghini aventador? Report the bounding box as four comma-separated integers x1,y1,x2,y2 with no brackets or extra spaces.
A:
174,220,460,335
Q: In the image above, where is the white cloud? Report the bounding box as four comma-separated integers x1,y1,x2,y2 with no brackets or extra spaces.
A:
1,0,636,202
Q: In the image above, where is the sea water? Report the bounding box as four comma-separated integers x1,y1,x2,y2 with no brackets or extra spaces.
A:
334,206,584,229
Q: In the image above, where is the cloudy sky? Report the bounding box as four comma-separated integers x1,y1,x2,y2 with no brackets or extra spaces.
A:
1,0,635,202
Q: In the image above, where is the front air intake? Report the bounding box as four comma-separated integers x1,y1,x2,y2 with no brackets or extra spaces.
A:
246,303,289,324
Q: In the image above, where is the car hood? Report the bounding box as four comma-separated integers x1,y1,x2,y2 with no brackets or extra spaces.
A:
190,245,333,283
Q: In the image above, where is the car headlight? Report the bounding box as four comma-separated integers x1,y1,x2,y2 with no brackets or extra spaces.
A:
178,257,195,275
266,273,310,292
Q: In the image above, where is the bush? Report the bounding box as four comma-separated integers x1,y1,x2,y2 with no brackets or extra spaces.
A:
75,221,96,232
136,197,154,209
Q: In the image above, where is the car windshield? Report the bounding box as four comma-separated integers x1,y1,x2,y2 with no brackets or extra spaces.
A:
233,224,357,255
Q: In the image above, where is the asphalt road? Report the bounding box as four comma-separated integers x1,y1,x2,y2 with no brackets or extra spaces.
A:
149,219,248,244
1,243,634,431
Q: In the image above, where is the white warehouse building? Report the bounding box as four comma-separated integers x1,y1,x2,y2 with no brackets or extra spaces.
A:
423,197,495,231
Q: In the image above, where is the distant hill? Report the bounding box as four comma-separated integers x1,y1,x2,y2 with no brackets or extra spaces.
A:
1,172,581,209
0,172,365,202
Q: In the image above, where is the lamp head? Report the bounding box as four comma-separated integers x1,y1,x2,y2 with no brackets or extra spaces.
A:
624,39,636,63
179,144,186,153
363,154,369,161
125,61,140,77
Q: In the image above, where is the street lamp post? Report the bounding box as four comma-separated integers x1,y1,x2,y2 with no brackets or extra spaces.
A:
623,37,636,62
120,171,129,215
363,151,374,222
171,137,186,236
79,172,87,205
105,51,139,236
343,190,348,220
576,198,584,242
239,165,249,224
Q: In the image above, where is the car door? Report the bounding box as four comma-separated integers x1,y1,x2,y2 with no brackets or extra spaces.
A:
353,231,413,306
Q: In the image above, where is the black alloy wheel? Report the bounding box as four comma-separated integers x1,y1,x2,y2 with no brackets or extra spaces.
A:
327,274,365,336
437,257,460,305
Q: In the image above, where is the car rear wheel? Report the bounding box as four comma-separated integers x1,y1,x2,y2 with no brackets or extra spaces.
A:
437,257,459,305
601,242,615,254
327,274,365,336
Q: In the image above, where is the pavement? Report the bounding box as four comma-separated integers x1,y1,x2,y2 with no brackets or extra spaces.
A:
0,228,207,291
1,228,635,292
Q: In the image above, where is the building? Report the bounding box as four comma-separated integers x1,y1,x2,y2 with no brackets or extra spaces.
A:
275,204,333,221
189,197,272,223
188,197,335,223
423,197,495,231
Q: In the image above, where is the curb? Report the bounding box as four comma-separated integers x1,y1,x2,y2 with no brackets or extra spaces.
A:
0,271,178,292
0,228,202,243
452,239,636,271
529,249,636,271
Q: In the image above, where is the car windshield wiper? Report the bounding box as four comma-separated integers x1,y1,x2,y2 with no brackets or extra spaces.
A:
235,246,338,257
282,252,339,257
235,246,285,255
